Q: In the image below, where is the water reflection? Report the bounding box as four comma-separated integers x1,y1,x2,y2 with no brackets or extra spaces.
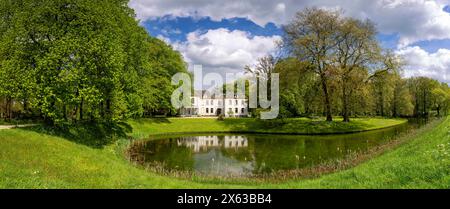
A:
128,121,424,177
177,136,248,153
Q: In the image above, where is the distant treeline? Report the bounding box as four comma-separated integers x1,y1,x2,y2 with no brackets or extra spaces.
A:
244,8,450,121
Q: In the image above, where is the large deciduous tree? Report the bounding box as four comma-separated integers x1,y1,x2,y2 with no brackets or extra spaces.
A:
0,0,187,124
335,18,379,122
282,8,342,121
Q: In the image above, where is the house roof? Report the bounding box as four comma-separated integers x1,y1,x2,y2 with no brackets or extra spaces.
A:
193,90,245,99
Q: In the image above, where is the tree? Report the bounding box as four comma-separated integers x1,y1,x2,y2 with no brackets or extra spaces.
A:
365,51,405,118
431,83,450,117
391,76,414,117
0,0,187,125
282,8,343,121
274,58,315,117
277,8,449,121
245,55,276,99
245,55,276,116
407,77,439,117
335,18,379,122
140,37,188,116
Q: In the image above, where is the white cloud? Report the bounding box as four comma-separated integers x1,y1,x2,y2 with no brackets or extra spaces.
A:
173,28,281,75
396,46,450,83
156,35,171,44
130,0,450,47
130,0,450,83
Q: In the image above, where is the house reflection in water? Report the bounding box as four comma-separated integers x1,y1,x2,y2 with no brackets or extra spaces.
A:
177,135,248,153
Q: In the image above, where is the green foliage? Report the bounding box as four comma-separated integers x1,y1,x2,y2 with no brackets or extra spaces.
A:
0,0,187,124
276,8,450,120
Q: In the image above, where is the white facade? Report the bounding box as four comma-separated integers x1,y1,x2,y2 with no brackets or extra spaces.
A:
177,136,248,153
179,91,249,117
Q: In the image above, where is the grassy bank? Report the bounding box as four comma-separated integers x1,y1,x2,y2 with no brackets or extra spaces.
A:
128,117,408,139
0,117,448,188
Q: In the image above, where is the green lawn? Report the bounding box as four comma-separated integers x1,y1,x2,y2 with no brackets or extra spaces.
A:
0,117,448,188
128,117,408,139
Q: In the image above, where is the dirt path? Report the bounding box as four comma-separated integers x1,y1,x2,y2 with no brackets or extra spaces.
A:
0,124,38,130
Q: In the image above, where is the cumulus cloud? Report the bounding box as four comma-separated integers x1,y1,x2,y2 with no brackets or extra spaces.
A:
156,35,171,44
129,0,450,83
396,46,450,83
129,0,288,27
130,0,450,47
173,28,281,75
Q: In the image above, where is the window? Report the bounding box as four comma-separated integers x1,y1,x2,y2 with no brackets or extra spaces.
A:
229,108,232,113
241,108,245,113
242,100,245,105
228,100,232,105
191,98,195,105
206,108,209,113
235,108,238,113
211,108,214,113
211,100,214,105
206,100,209,105
235,100,238,105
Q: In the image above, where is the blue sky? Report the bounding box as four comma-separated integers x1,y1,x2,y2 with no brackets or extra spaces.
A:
130,0,450,84
143,16,282,42
143,16,409,50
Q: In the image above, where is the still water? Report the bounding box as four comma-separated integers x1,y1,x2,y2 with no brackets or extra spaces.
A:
128,121,424,177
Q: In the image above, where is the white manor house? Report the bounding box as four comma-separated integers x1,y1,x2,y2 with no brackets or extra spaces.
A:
179,90,249,117
177,136,248,153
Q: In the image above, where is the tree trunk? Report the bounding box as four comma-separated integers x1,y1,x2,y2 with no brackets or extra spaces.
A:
392,102,397,118
423,89,427,117
23,98,28,116
63,105,67,121
79,98,83,121
380,91,384,117
341,78,350,122
320,76,333,122
106,98,111,117
6,96,12,121
342,94,350,122
392,89,398,117
414,93,419,117
100,101,104,118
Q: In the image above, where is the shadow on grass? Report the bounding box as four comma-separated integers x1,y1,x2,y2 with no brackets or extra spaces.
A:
219,118,370,134
23,121,133,149
131,117,171,124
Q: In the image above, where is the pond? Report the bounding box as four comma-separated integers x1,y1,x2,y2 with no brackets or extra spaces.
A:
127,120,426,178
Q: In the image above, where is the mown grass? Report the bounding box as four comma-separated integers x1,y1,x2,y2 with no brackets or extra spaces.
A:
0,117,448,188
0,128,245,189
128,117,408,139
